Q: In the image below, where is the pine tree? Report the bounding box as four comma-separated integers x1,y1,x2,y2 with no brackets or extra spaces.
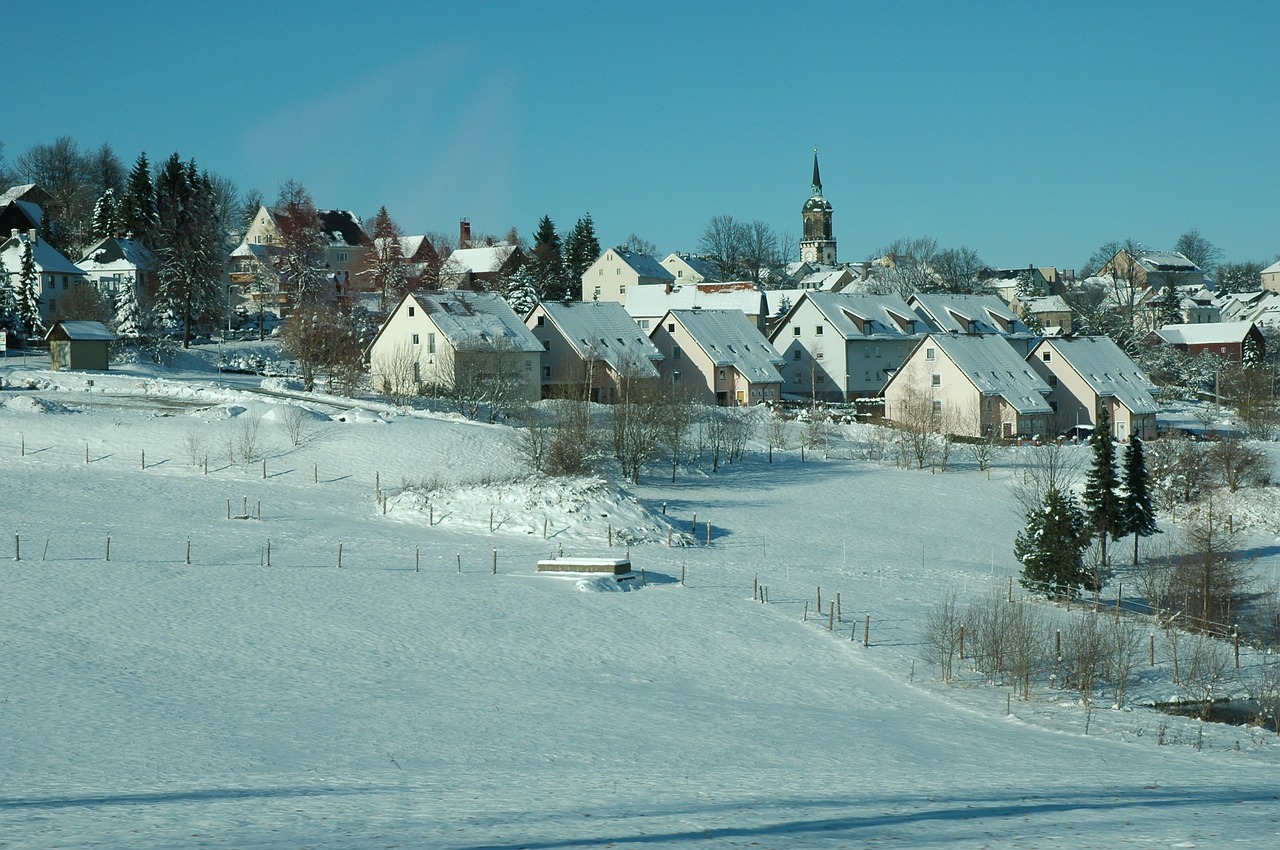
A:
153,155,226,346
501,265,539,316
1120,435,1159,565
0,251,15,333
113,284,142,340
1015,486,1092,600
562,213,601,298
120,152,157,245
1082,407,1123,584
367,206,408,313
529,215,566,302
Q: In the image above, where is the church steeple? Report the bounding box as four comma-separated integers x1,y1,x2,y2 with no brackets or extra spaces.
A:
800,146,836,265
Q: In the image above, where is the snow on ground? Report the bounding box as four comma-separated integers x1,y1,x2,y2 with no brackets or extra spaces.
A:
3,350,1280,849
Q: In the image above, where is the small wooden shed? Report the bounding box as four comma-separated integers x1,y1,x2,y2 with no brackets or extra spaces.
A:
45,321,116,371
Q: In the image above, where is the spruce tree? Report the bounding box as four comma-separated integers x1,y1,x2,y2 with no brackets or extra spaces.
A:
120,152,157,246
501,265,539,316
562,213,601,296
1120,435,1159,565
113,284,142,340
0,252,15,333
91,188,122,240
368,206,408,313
530,215,566,302
18,240,43,339
1082,407,1123,584
1015,486,1092,600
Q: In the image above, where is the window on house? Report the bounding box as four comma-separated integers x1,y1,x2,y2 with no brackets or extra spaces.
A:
616,268,621,275
594,286,601,297
985,399,993,411
63,276,69,289
672,346,682,360
598,268,603,276
816,350,824,359
1042,350,1051,361
816,373,825,383
667,323,675,332
428,333,436,354
536,315,544,326
412,333,420,345
933,400,942,413
543,365,551,378
1048,375,1058,387
926,347,935,361
408,306,415,317
1049,400,1059,412
336,252,348,263
793,349,801,360
638,319,649,329
874,346,881,357
864,347,870,358
619,285,626,295
931,374,940,387
793,326,800,336
815,325,823,335
677,270,683,278
673,370,681,382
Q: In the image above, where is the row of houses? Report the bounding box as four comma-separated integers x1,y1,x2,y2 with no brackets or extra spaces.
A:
367,286,1183,442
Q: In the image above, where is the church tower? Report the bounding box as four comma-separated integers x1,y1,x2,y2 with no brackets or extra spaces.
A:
800,148,837,265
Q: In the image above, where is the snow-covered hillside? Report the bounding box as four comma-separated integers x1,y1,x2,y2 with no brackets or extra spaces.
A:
3,351,1279,849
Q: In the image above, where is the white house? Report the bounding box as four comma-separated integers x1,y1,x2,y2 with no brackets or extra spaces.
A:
582,249,674,303
1261,260,1280,293
661,253,721,284
649,308,784,406
768,291,922,403
525,300,662,402
884,333,1053,439
0,229,89,325
77,236,157,304
625,282,767,332
1027,336,1159,441
367,290,543,401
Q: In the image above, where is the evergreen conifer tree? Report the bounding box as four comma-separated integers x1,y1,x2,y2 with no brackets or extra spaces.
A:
1082,407,1123,583
562,213,601,297
1120,435,1159,565
19,240,43,339
530,215,566,302
113,284,142,340
91,188,122,240
0,252,15,333
367,206,408,313
120,152,157,245
501,265,539,316
1015,486,1092,600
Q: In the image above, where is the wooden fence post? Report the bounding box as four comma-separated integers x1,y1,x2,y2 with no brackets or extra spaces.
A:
837,592,842,623
864,614,870,647
828,602,834,631
691,512,697,535
14,533,18,561
337,542,343,568
105,535,110,562
227,499,231,519
492,548,497,575
415,547,420,573
141,450,145,470
185,537,191,565
267,539,271,567
313,462,318,483
705,521,711,546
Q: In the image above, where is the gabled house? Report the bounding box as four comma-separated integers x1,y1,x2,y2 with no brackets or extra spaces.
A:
582,248,674,303
909,293,1036,355
1027,336,1159,441
442,243,525,290
661,253,721,284
243,203,370,294
1009,294,1072,335
0,229,89,325
1261,260,1280,293
649,308,784,406
796,265,854,292
1099,249,1208,291
767,291,922,402
525,300,663,402
77,236,157,305
884,333,1053,439
625,281,767,332
1153,321,1266,364
367,290,543,402
0,184,47,235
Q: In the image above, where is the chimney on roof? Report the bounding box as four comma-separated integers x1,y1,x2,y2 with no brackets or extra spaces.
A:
459,218,471,249
664,279,673,295
9,229,16,239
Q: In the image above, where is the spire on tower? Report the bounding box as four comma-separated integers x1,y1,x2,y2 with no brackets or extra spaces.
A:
811,146,822,197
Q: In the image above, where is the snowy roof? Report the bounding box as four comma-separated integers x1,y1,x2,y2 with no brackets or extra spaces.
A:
662,309,784,382
78,237,156,272
6,199,44,229
927,334,1052,414
909,294,1030,336
625,282,765,319
230,241,271,260
0,232,86,276
781,291,921,342
0,183,38,206
662,253,721,281
1034,336,1159,415
409,291,543,353
45,320,116,341
763,289,810,316
1020,295,1071,313
1136,250,1201,273
268,207,367,248
447,244,517,274
1262,260,1280,275
798,267,852,290
534,301,662,377
613,249,674,281
1155,321,1258,346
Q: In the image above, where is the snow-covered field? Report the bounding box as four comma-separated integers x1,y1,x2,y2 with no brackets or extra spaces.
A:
3,348,1280,849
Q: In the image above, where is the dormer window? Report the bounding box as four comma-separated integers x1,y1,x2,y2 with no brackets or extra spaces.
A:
1042,351,1051,361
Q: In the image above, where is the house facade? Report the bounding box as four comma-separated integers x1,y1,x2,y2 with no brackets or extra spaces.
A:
441,243,524,291
525,300,662,402
77,237,157,306
0,230,89,325
649,309,784,406
1026,336,1159,442
1261,260,1280,293
367,290,542,402
243,204,369,294
661,253,721,284
884,334,1053,439
582,249,674,303
1100,249,1207,291
768,291,921,403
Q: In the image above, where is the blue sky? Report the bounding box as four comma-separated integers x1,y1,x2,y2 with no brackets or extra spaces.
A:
8,1,1277,270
